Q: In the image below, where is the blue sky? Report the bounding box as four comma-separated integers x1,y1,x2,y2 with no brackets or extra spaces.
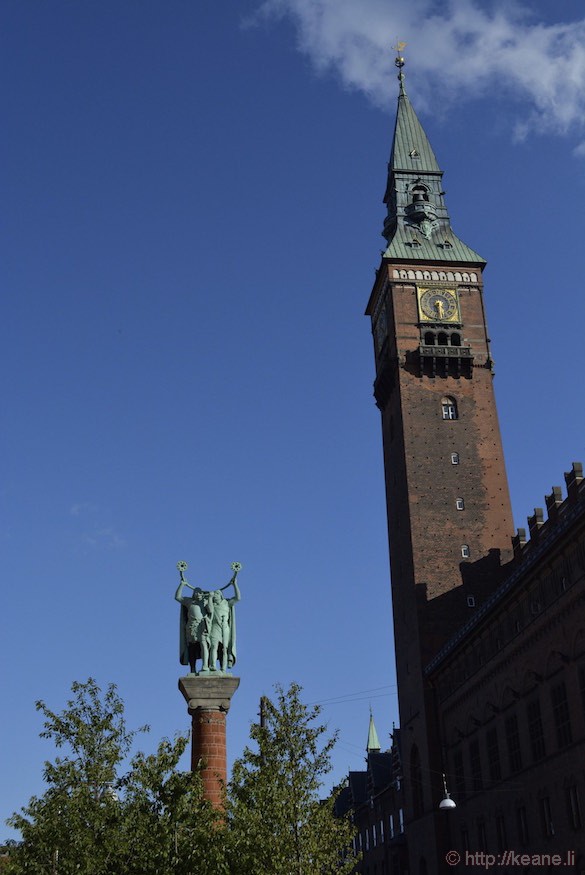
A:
2,0,585,839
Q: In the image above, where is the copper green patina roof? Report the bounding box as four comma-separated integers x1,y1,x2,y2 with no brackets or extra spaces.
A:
386,222,485,263
389,88,441,174
366,709,381,753
381,67,485,266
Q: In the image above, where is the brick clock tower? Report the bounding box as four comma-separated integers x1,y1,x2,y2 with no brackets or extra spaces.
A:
365,54,514,869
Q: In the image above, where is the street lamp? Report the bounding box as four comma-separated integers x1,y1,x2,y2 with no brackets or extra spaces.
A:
439,774,456,811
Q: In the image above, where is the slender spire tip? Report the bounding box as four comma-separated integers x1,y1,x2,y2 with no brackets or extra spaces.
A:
393,40,407,96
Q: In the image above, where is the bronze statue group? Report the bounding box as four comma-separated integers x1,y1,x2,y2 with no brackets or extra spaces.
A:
175,561,241,675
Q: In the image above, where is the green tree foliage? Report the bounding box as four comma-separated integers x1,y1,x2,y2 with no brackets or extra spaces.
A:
228,682,358,875
6,679,226,875
6,680,357,875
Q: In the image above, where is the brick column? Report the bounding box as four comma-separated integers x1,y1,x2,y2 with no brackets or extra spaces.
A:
178,676,240,809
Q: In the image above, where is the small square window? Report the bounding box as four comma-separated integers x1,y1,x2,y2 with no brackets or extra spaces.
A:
461,545,470,558
451,452,460,465
467,595,476,607
456,498,465,511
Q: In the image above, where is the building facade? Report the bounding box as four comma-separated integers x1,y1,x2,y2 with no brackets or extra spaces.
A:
430,464,585,869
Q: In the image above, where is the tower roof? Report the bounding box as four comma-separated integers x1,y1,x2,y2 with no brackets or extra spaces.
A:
366,709,381,753
389,88,441,175
382,53,485,266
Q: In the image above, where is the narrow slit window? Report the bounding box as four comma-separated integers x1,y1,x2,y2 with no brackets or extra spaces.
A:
461,545,471,558
456,498,465,511
451,452,460,465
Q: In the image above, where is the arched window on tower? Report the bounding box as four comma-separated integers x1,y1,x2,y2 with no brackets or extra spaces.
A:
424,331,435,346
451,332,461,347
437,332,448,346
442,396,458,420
411,183,430,203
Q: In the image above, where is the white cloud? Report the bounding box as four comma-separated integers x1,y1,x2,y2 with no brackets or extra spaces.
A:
70,501,98,517
69,503,125,548
250,0,585,142
82,527,126,549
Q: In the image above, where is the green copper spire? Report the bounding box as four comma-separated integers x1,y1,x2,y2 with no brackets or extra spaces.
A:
366,708,381,753
382,49,485,264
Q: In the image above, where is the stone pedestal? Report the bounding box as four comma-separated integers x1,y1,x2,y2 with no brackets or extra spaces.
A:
178,675,240,808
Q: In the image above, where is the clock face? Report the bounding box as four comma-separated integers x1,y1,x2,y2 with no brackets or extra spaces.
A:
418,288,459,323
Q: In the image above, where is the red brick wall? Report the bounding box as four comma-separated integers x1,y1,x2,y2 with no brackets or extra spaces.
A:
367,260,516,873
191,708,227,809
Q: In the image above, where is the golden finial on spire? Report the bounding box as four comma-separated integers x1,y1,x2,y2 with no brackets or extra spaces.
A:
393,41,406,67
392,41,407,94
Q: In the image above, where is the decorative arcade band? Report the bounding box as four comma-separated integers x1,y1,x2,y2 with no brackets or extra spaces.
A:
175,561,242,676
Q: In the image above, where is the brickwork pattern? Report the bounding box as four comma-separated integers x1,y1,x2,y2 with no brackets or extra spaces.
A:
367,260,516,872
433,476,585,857
191,708,227,809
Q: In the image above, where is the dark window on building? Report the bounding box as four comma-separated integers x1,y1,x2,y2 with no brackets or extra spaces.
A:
477,820,487,852
388,813,394,840
551,682,573,748
451,452,460,465
453,749,466,801
438,331,448,346
456,498,465,511
461,827,469,852
496,814,507,852
527,698,546,762
451,332,461,347
424,331,435,345
470,739,483,792
442,396,458,420
579,666,585,719
486,728,501,781
567,785,582,831
516,806,529,846
540,796,555,837
411,745,424,817
505,714,522,773
461,544,470,559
